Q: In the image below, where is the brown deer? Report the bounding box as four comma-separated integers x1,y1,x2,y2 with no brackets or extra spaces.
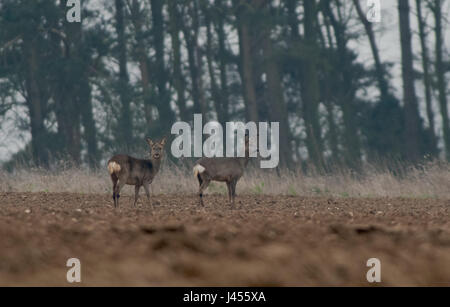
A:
193,134,254,207
107,138,166,208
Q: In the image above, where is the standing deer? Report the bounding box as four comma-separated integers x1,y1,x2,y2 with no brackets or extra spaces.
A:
193,134,254,207
107,137,166,208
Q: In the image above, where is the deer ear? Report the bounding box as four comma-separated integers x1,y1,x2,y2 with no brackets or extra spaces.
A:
147,138,154,146
160,137,167,146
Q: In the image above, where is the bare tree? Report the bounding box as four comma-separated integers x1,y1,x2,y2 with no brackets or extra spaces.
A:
234,0,259,123
430,0,450,159
168,0,188,122
115,0,133,147
150,0,176,132
353,0,389,100
398,0,422,161
322,0,361,168
416,0,436,141
300,0,324,168
181,1,208,118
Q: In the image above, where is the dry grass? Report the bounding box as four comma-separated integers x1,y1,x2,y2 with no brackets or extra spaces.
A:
1,160,450,199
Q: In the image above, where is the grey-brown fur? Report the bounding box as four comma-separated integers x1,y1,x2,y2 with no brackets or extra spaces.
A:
108,138,166,208
194,135,251,207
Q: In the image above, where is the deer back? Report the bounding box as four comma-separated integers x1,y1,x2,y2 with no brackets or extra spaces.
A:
196,157,246,181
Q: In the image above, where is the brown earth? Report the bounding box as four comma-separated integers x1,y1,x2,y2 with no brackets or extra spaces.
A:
0,192,450,286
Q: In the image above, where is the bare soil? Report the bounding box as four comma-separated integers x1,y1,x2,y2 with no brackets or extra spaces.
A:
1,192,450,286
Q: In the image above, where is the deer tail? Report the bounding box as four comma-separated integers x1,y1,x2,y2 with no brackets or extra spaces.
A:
193,164,206,178
108,161,121,175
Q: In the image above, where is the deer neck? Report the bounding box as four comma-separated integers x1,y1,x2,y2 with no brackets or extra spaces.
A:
150,158,162,173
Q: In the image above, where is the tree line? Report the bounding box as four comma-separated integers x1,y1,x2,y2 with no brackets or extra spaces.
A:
0,0,449,171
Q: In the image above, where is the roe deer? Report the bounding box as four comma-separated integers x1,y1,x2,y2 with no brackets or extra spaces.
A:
193,134,255,207
107,138,166,208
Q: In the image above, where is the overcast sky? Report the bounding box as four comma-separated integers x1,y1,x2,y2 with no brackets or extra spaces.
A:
0,1,449,163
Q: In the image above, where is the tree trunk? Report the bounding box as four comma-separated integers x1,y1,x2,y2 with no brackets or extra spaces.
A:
150,0,176,132
202,1,225,124
79,79,99,168
300,0,324,169
398,0,422,161
320,8,340,164
115,0,133,148
214,0,230,123
235,0,259,123
261,4,292,168
24,39,49,166
53,3,82,164
127,0,154,130
322,0,361,169
182,2,208,118
416,0,438,152
353,0,389,100
168,0,188,122
432,0,450,160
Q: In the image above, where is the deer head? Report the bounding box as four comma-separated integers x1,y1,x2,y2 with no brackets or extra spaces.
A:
147,137,167,161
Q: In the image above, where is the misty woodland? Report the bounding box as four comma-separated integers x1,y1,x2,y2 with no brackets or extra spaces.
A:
0,0,449,172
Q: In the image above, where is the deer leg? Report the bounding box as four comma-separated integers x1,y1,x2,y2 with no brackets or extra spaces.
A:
198,177,210,206
111,175,118,208
197,173,203,206
231,180,237,197
226,181,232,204
143,184,152,208
115,179,126,208
134,185,141,207
231,180,237,206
